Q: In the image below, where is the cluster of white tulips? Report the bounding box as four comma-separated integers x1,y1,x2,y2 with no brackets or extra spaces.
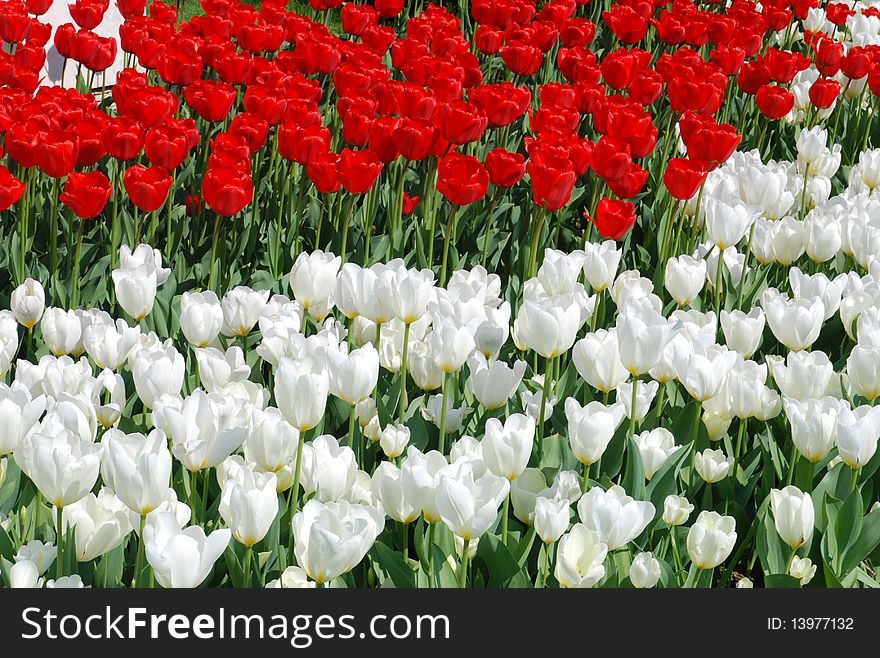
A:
1,133,880,589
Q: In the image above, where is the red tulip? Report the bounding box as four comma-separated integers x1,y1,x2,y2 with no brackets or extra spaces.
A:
202,166,253,216
402,192,419,216
755,84,794,119
116,0,147,18
485,148,526,188
336,148,382,194
664,158,708,200
528,147,576,212
340,3,377,36
184,79,236,123
809,78,841,108
306,152,341,194
69,0,109,30
587,198,636,240
592,137,632,183
35,130,79,179
606,162,648,199
469,82,531,128
0,165,25,212
392,118,435,161
441,100,488,145
229,112,268,154
374,0,404,17
145,118,199,170
26,0,53,16
61,170,112,219
436,153,489,206
500,41,543,77
0,4,31,43
123,165,172,212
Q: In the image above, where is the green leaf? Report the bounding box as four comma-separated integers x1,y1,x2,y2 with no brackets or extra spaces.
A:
839,507,880,577
645,444,689,511
473,534,523,587
370,541,416,589
765,574,801,588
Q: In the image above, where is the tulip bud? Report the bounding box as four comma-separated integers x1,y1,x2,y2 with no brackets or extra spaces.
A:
435,461,509,540
102,428,172,515
59,488,133,562
555,524,607,588
664,255,707,306
324,343,380,405
219,466,278,547
534,496,569,544
687,511,737,569
9,560,41,588
836,405,880,468
221,286,270,337
144,512,231,588
129,344,185,409
10,278,45,329
581,240,621,292
720,308,765,359
180,291,224,348
275,356,329,432
571,329,629,393
633,428,678,480
629,551,661,588
736,577,754,588
789,556,816,585
292,500,384,584
379,423,410,459
40,307,82,356
371,462,418,524
481,413,535,481
577,485,654,550
662,495,694,526
266,566,316,589
617,379,659,422
694,448,733,483
112,267,157,322
770,486,814,550
468,354,526,410
565,398,626,466
289,250,341,316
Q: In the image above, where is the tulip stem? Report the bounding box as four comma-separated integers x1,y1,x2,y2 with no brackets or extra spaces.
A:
629,377,639,442
526,205,547,281
458,539,470,588
208,212,222,293
536,357,554,463
732,417,746,482
400,523,408,562
500,493,509,545
70,215,85,310
427,523,437,588
537,543,551,588
669,528,684,586
339,195,356,265
438,372,450,455
713,244,724,314
133,513,146,588
399,322,411,422
56,505,63,580
348,404,359,469
439,205,460,288
480,190,500,268
243,546,253,588
850,467,860,494
288,429,307,562
49,177,60,298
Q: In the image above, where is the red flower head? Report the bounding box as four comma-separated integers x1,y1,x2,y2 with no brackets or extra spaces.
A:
0,4,31,44
402,192,419,216
123,164,172,212
592,136,633,183
500,41,543,77
26,0,53,16
340,3,377,36
368,116,403,163
229,112,268,154
663,157,708,200
392,118,435,162
69,0,109,30
35,129,79,179
586,198,636,240
809,78,840,108
61,170,112,219
527,145,576,211
755,84,794,119
437,152,489,206
603,4,648,44
145,118,199,170
184,78,236,123
202,166,254,216
441,99,488,145
117,0,147,18
0,165,25,211
279,122,331,165
474,25,503,54
375,0,404,17
736,59,770,95
813,35,843,77
469,82,531,128
485,148,526,188
306,151,341,194
336,148,382,194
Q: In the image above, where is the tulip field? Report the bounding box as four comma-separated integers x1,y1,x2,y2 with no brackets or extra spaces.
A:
1,0,880,591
